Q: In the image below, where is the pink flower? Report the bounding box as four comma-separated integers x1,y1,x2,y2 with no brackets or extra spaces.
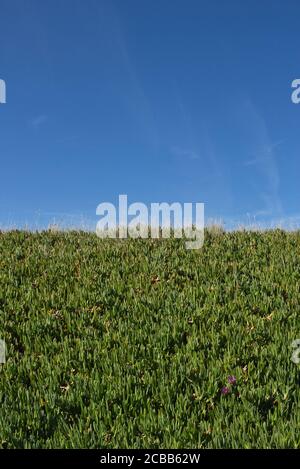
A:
221,386,230,395
228,375,237,385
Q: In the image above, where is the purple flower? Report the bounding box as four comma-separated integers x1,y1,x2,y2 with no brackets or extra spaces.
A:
221,386,230,395
228,375,237,386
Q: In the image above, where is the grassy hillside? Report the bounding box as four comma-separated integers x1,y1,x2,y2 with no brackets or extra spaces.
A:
0,230,299,448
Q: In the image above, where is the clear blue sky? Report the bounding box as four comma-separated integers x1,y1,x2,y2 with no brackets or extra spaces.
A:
1,0,300,229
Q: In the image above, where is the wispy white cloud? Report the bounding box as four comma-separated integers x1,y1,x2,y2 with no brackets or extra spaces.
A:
242,99,282,216
170,146,200,160
244,140,284,166
30,114,48,129
94,1,159,151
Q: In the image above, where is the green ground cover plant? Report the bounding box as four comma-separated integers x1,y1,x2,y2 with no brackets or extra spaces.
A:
0,229,299,448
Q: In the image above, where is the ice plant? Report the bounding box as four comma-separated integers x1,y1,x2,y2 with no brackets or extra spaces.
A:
228,375,237,386
221,386,230,395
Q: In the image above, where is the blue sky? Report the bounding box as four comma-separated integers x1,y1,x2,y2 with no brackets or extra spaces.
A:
1,0,300,229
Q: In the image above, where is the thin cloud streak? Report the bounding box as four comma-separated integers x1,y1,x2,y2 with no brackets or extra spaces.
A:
243,99,282,217
170,146,201,160
30,114,48,129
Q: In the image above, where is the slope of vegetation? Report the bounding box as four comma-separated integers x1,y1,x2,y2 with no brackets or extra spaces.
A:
0,229,299,448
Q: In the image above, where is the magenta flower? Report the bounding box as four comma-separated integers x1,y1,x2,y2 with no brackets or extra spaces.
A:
221,386,230,395
228,375,237,385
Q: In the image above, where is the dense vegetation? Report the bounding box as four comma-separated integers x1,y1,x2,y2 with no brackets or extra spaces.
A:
0,229,299,448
